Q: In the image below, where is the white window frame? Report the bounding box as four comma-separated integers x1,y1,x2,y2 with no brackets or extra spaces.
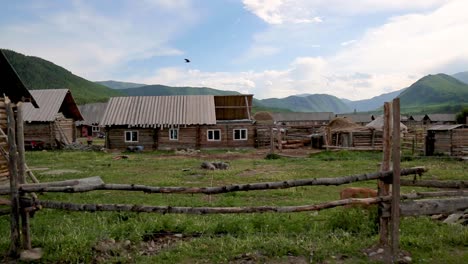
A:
233,128,248,140
124,131,138,142
169,128,179,141
92,126,100,132
207,129,221,141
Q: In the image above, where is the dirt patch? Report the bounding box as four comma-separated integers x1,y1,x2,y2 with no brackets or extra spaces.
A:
41,169,81,175
93,231,197,263
231,252,309,264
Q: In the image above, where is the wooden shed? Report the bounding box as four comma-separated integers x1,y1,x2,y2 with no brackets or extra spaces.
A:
76,102,108,137
335,113,375,126
425,124,468,156
0,50,38,184
324,117,383,150
101,95,255,151
22,89,83,149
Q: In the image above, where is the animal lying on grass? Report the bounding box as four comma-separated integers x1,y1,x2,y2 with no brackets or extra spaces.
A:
340,187,378,208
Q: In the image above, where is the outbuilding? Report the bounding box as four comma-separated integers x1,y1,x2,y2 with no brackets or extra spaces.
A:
22,89,83,149
425,124,468,156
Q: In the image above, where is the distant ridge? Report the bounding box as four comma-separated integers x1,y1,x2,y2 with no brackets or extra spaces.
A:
452,71,468,85
120,84,242,96
96,80,147,89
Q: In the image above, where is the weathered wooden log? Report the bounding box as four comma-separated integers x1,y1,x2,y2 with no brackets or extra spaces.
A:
401,190,468,200
383,197,468,217
29,196,392,214
401,179,467,189
3,167,427,195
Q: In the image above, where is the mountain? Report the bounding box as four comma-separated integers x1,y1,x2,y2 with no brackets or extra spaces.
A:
2,49,122,104
120,84,243,96
96,80,147,89
259,94,351,113
398,74,468,113
452,71,468,85
345,88,405,112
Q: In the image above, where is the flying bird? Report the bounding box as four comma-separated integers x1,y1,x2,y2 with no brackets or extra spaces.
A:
184,58,190,63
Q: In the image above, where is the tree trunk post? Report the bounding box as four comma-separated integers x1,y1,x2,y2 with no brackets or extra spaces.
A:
391,98,401,261
379,102,392,250
7,101,21,257
16,102,31,250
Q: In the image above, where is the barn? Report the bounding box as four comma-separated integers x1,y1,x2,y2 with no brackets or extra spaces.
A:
0,50,38,184
101,95,255,150
425,124,468,156
76,102,108,137
22,89,83,149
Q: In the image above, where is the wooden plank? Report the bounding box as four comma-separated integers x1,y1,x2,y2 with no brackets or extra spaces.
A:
399,197,468,216
379,102,392,248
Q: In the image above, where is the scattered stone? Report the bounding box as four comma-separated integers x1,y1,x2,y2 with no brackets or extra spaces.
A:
201,161,216,170
201,161,230,170
20,248,43,261
431,214,445,220
403,256,413,263
377,248,384,254
64,142,106,151
443,213,463,224
175,149,200,155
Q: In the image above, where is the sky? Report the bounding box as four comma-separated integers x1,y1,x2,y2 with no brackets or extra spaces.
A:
1,0,468,100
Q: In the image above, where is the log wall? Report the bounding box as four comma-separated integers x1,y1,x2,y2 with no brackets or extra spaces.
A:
199,122,255,149
55,118,74,143
433,128,468,156
106,128,155,150
157,127,197,150
24,123,55,148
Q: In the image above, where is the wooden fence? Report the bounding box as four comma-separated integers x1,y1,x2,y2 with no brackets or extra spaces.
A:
2,98,468,263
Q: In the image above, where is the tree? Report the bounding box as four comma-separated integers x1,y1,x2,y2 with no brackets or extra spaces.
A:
455,107,468,124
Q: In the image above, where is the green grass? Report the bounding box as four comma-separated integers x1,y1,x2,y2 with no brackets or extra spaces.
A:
1,150,467,263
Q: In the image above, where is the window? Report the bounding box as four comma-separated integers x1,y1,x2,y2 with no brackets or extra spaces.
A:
233,128,247,140
92,126,100,132
169,128,179,140
207,129,221,141
125,131,138,142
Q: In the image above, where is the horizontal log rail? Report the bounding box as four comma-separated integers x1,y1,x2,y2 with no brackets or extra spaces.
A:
401,179,467,189
20,190,468,215
0,167,427,195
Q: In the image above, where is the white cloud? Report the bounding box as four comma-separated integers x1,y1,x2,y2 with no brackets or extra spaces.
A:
340,40,356,46
243,0,450,23
242,0,323,24
0,0,197,80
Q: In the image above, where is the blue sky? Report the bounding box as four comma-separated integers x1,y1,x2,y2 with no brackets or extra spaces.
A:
1,0,467,100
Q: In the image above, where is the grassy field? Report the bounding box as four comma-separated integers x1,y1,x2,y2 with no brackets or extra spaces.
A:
0,149,467,263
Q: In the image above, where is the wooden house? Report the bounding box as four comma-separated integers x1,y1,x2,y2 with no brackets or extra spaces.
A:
101,95,255,150
425,124,468,156
76,102,108,137
0,50,38,184
22,89,83,149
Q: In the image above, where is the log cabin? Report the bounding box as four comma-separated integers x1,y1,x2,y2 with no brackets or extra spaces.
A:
101,94,255,151
76,102,108,137
0,50,38,183
22,89,83,149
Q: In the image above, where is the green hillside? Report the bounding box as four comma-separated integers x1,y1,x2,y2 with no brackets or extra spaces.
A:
96,80,147,89
398,74,468,113
452,71,468,85
2,49,123,104
120,84,242,96
259,94,351,113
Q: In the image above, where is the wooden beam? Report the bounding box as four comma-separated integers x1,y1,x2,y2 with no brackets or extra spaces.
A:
244,96,251,120
7,101,20,257
391,98,401,261
4,167,427,195
382,197,468,217
401,179,467,189
379,102,392,247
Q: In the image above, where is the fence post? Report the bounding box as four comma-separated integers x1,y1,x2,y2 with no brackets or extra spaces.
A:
379,102,392,250
7,101,21,257
16,102,31,250
270,127,274,154
391,98,401,261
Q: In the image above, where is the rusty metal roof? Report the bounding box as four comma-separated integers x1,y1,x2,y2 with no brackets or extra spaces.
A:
0,50,38,107
76,102,108,126
101,95,217,127
23,89,83,122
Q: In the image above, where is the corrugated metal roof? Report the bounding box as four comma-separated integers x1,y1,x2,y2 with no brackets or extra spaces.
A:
427,124,467,131
272,112,334,122
76,102,108,126
101,95,217,127
0,50,38,107
426,114,456,122
335,114,374,123
23,89,83,122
